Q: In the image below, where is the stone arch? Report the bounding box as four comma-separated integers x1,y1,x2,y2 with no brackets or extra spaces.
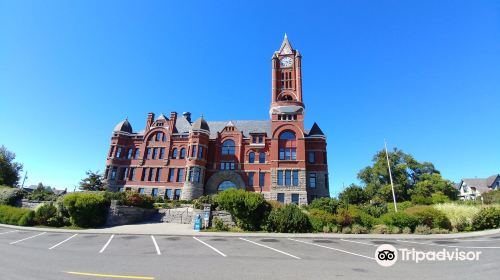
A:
205,171,245,195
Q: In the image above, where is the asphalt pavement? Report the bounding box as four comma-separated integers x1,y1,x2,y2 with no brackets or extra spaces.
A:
0,226,499,280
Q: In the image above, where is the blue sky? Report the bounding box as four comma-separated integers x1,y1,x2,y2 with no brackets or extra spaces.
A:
0,1,499,195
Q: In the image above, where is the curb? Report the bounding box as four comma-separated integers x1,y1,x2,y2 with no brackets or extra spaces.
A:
1,223,499,239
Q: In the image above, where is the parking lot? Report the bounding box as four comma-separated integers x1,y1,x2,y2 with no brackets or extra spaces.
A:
1,227,499,280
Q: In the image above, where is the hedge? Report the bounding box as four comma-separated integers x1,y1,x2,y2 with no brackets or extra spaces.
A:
265,204,311,233
0,186,24,206
381,212,419,231
63,192,110,228
405,205,452,230
472,207,500,230
308,208,336,232
0,204,34,226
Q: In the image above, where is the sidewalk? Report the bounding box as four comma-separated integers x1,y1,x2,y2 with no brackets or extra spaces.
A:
1,222,500,239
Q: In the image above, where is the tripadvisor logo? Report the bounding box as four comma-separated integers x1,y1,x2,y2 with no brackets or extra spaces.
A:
375,244,482,267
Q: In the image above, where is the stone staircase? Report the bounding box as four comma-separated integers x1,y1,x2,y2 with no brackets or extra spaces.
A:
157,207,194,224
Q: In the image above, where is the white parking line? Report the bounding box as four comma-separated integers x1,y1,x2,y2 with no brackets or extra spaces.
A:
240,238,301,260
193,237,226,257
397,239,500,249
340,239,377,247
151,235,161,255
10,232,46,245
289,238,375,260
454,239,493,242
0,230,18,235
99,234,115,253
49,234,78,250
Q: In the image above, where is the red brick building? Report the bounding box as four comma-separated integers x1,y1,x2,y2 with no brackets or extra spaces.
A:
104,35,330,204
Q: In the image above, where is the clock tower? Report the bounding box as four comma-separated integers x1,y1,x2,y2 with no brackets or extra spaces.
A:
270,33,304,115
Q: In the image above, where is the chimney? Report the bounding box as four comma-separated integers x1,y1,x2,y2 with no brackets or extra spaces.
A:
145,112,155,131
169,111,177,132
183,112,192,123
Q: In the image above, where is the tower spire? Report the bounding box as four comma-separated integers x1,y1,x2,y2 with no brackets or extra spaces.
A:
279,33,293,54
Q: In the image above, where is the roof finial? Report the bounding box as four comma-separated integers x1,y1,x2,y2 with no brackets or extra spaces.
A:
200,113,204,118
284,33,287,39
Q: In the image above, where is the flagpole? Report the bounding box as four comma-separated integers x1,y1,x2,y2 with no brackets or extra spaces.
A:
384,140,398,212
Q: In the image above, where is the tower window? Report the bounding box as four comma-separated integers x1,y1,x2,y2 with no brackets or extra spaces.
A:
222,139,235,155
279,131,297,160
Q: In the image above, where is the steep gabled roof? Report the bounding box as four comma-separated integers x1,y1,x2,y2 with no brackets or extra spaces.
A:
207,120,271,139
308,122,325,136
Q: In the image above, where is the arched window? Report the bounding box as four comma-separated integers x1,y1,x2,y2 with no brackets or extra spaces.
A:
218,181,236,192
259,152,266,163
222,139,235,155
279,131,297,160
155,132,162,141
279,94,293,101
248,152,255,163
171,148,178,159
180,148,186,159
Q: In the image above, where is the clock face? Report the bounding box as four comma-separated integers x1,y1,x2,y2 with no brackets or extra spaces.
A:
280,57,293,68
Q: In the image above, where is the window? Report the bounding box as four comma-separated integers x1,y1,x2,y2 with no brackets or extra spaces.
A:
180,148,186,159
171,148,178,159
248,152,255,163
259,172,265,187
248,172,254,186
138,188,145,194
277,170,283,185
108,146,115,158
146,148,151,159
291,194,299,204
198,146,203,159
134,148,140,159
285,170,291,186
141,168,147,181
292,170,299,186
189,167,201,183
222,140,235,155
220,162,235,170
259,152,266,163
174,189,181,200
218,181,236,192
116,147,122,158
279,131,297,160
155,133,161,141
168,168,175,182
156,168,162,182
309,173,317,188
258,136,263,143
159,148,165,159
177,168,184,182
127,148,133,159
191,145,197,158
152,148,158,159
110,167,117,180
165,189,172,200
162,133,166,142
152,188,159,197
119,168,127,181
308,152,315,164
148,168,154,181
129,167,136,181
277,193,285,203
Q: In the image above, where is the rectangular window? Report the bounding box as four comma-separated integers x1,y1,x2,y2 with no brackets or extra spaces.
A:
156,168,162,182
309,173,317,188
155,133,161,141
110,166,117,180
141,168,147,181
108,146,115,158
152,148,158,159
259,153,265,163
259,172,265,187
151,188,158,197
258,136,263,143
177,168,184,182
279,148,285,160
126,148,132,159
165,189,172,200
248,172,254,186
134,148,140,159
285,170,291,186
277,193,284,203
277,170,283,186
116,147,122,158
190,167,200,183
117,168,125,180
174,189,181,200
129,167,136,181
291,149,296,160
192,145,197,158
198,146,203,159
168,168,175,182
148,168,154,181
291,194,299,204
146,148,151,159
308,152,315,164
159,148,165,159
292,170,299,186
138,188,145,194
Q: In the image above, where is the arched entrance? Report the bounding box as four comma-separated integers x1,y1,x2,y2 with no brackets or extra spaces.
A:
205,171,245,195
218,180,237,192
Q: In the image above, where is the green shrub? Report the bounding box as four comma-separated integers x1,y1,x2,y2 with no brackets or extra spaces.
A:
351,224,368,234
63,192,110,228
103,191,125,203
0,187,24,206
402,226,412,234
265,204,311,233
414,224,431,234
216,189,270,231
411,195,432,205
341,227,352,234
433,203,480,231
34,203,58,226
472,207,500,230
405,206,452,230
431,192,450,204
193,195,218,210
381,212,419,231
18,211,35,226
387,201,414,213
308,197,339,214
371,224,390,234
430,228,450,234
359,204,388,218
212,217,229,231
308,209,336,232
482,190,500,204
0,204,33,225
390,226,401,234
122,192,155,209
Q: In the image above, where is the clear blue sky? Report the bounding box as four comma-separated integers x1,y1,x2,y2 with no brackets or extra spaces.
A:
1,1,499,195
